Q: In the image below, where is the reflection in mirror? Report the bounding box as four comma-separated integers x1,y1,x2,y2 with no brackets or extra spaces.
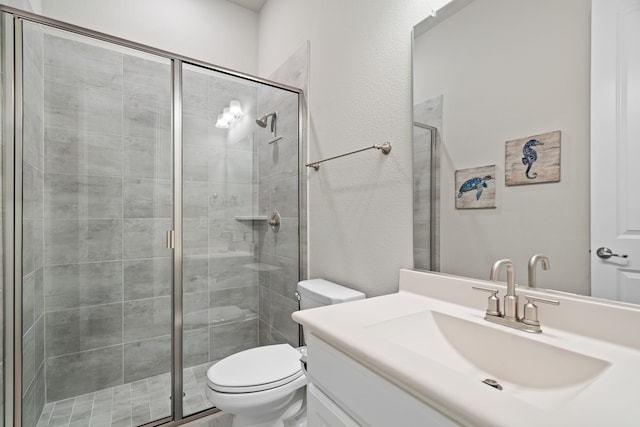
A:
412,0,604,299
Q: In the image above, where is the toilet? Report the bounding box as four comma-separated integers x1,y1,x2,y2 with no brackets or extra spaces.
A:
206,279,366,427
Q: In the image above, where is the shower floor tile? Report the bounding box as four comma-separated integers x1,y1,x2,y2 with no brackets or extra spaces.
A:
36,363,215,427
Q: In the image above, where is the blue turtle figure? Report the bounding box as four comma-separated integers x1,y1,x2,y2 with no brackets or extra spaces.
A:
457,175,492,200
522,139,544,179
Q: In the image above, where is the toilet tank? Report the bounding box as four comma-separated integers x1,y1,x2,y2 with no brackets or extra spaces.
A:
297,279,365,310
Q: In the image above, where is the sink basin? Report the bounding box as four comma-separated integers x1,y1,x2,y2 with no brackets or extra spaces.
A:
367,310,610,409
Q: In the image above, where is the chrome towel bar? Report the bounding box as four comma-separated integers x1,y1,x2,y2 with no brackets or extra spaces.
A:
306,142,392,171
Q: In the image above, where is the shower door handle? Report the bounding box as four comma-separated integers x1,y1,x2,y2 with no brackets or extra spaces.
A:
166,230,175,249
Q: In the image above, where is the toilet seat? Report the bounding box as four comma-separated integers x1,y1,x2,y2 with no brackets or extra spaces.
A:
207,344,304,393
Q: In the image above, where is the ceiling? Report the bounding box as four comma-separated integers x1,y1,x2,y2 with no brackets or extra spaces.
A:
226,0,267,13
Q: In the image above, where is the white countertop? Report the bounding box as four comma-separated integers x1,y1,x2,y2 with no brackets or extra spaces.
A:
292,269,640,427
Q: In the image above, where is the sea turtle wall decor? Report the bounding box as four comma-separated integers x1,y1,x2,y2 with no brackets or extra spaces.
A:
505,130,561,186
455,165,496,209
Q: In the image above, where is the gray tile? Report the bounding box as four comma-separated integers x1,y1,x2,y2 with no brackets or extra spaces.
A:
23,218,44,274
123,258,171,301
224,183,255,219
83,219,123,263
44,173,123,219
23,162,44,219
123,54,171,101
208,183,228,220
268,255,299,302
34,267,45,320
44,33,124,91
184,328,209,368
209,254,257,291
183,69,209,109
73,391,95,413
123,219,172,260
210,147,231,185
269,175,299,219
23,270,35,331
111,416,133,427
124,95,160,139
211,286,258,315
46,346,123,402
184,292,209,331
69,408,92,426
258,286,270,323
183,106,211,146
84,87,123,134
123,335,171,383
184,219,209,256
123,137,157,179
184,256,209,294
184,181,209,218
270,294,299,346
274,218,298,260
226,149,253,184
23,318,36,389
208,219,252,254
44,80,82,130
23,363,45,427
45,219,123,265
123,178,171,218
45,261,123,311
124,296,171,342
45,303,123,357
44,127,123,177
183,142,210,182
209,318,258,361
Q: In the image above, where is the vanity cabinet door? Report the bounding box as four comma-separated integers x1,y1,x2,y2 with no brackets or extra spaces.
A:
307,384,361,427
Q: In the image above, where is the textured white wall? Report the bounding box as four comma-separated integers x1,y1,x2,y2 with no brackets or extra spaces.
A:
259,1,435,296
414,0,591,294
40,0,259,74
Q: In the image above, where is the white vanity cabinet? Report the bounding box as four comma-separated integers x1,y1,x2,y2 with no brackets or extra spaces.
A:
305,334,461,427
307,384,360,427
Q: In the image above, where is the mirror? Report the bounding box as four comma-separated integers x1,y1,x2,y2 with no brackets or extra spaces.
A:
412,0,602,299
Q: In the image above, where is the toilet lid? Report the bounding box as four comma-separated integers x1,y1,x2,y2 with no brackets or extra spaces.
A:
207,344,304,393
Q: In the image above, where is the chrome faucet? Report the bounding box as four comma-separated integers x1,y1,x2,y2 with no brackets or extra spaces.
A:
528,254,550,288
473,258,559,333
490,259,518,320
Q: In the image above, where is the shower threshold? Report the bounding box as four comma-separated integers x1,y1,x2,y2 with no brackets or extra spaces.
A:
36,362,213,427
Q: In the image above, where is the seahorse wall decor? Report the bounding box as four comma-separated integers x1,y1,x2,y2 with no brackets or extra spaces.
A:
505,130,561,186
455,165,496,209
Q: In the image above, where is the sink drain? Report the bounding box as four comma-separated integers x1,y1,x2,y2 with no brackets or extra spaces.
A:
482,378,503,390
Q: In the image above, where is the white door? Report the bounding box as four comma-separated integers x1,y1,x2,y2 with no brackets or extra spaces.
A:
591,0,640,302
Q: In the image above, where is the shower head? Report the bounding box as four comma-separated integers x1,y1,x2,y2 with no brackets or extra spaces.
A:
256,112,278,135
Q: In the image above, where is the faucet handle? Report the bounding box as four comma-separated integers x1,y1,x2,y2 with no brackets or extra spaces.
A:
472,286,501,317
522,295,559,330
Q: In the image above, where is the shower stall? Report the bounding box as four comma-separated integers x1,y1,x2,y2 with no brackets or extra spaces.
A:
1,7,304,426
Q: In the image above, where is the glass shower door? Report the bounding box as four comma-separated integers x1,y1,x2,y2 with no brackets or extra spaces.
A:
21,21,174,426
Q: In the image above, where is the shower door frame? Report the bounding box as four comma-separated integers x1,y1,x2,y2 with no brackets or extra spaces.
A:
1,6,305,426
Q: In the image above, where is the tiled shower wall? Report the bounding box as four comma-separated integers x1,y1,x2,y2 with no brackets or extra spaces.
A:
22,22,46,427
257,43,308,347
181,66,260,368
38,29,174,405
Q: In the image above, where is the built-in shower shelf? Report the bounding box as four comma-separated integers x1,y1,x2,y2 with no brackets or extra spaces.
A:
243,263,282,272
234,215,269,221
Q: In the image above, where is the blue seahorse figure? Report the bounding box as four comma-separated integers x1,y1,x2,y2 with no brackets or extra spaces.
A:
522,139,544,179
457,175,492,201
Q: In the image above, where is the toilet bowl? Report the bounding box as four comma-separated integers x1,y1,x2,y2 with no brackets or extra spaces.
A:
206,344,307,427
206,279,365,427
